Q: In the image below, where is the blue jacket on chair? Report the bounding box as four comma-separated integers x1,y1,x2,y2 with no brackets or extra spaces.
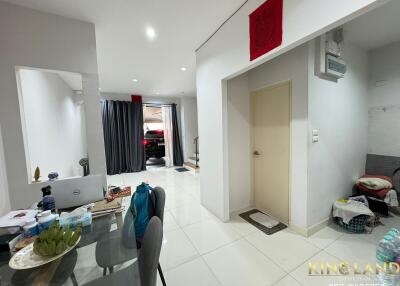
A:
130,182,156,240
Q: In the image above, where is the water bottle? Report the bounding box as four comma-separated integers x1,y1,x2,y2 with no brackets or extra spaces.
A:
37,210,57,232
23,218,39,238
377,268,400,286
387,229,400,259
377,230,400,286
388,228,400,236
377,235,396,262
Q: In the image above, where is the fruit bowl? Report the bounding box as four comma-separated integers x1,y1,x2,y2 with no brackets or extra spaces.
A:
9,221,82,270
8,235,80,270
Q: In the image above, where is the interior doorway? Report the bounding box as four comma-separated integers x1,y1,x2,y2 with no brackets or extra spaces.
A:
251,81,291,225
143,105,166,168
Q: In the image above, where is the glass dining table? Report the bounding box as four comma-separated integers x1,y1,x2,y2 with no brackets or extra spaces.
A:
0,213,141,286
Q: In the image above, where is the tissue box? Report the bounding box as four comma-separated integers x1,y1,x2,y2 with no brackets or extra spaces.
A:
59,208,92,228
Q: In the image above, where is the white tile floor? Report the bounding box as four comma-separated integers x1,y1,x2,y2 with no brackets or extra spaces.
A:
105,167,400,286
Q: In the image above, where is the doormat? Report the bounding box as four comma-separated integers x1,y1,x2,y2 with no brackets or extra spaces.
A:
175,167,190,172
239,209,287,235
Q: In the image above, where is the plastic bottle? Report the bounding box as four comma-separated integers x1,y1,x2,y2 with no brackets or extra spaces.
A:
377,269,400,286
376,235,396,262
37,210,56,232
387,229,400,259
377,229,400,285
23,218,39,237
388,228,400,237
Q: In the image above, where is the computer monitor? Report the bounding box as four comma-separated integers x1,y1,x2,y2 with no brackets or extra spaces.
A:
50,174,104,209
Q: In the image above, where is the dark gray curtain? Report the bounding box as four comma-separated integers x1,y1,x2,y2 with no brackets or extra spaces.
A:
101,100,146,175
171,104,184,166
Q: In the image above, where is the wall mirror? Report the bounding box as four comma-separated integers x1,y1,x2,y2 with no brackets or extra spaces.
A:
16,67,88,184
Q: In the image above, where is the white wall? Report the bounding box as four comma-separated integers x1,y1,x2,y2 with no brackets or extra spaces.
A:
249,44,309,228
227,44,309,229
0,124,11,216
180,97,199,162
0,2,106,209
228,39,370,231
196,0,387,222
368,41,400,156
307,40,369,227
227,73,251,213
19,69,87,180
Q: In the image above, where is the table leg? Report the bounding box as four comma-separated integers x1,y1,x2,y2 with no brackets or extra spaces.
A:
115,212,123,229
70,272,78,286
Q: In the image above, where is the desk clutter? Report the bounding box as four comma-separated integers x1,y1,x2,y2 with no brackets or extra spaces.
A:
0,181,162,285
0,207,89,250
106,185,132,201
0,183,126,262
0,177,135,286
90,197,123,218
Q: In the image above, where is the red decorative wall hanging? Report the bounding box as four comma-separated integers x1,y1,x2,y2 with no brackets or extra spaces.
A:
249,0,283,61
131,95,142,103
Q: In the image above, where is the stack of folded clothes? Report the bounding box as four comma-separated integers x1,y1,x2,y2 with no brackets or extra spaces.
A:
356,175,399,208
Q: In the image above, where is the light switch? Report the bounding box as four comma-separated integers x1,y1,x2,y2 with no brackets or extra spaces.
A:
312,135,319,143
312,129,319,136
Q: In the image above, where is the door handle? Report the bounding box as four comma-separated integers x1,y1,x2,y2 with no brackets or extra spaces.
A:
253,150,261,156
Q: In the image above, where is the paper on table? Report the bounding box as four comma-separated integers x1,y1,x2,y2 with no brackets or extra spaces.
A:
0,210,38,228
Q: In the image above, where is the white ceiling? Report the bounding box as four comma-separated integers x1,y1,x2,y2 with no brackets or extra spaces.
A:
344,0,400,51
4,0,245,97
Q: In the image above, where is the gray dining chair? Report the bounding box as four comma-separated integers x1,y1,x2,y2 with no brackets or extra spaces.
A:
84,216,163,286
152,187,166,286
95,187,167,285
95,206,137,275
139,216,163,286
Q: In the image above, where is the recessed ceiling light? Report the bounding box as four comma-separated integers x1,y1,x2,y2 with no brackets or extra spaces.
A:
132,79,138,82
146,26,156,40
98,87,102,91
180,67,187,71
156,92,160,95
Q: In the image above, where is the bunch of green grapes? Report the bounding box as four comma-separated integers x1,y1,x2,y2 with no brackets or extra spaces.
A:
33,221,82,257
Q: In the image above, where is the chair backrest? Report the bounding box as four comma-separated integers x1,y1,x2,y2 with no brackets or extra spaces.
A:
121,206,136,248
139,217,163,286
123,187,165,247
152,187,165,222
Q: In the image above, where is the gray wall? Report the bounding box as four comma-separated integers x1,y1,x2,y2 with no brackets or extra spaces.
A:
0,124,10,216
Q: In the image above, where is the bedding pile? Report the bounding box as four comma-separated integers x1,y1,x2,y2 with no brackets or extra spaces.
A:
356,175,399,207
356,175,393,198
